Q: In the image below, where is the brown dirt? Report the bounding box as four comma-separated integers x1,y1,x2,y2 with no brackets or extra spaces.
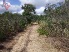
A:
11,24,64,52
0,24,67,52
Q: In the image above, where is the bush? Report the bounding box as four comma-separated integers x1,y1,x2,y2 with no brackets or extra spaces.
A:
38,28,49,36
0,32,6,41
0,12,30,41
38,19,69,37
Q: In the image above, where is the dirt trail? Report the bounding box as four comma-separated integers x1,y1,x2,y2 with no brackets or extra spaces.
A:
11,24,64,52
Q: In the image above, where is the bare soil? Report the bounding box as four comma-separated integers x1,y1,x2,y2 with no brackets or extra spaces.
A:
0,24,68,52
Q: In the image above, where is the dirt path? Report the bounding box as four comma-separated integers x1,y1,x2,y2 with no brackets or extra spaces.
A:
10,24,64,52
11,24,42,52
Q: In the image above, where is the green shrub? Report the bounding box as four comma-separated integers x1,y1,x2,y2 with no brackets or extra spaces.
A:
0,12,31,41
0,32,6,41
38,28,49,36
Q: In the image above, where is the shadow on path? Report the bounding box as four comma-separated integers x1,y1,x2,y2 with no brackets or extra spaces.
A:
21,27,32,52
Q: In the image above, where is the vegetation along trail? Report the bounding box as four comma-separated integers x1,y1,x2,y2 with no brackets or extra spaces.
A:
0,0,69,52
10,24,64,52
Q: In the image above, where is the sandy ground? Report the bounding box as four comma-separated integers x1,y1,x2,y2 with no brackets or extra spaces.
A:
0,24,66,52
10,24,64,52
11,25,42,52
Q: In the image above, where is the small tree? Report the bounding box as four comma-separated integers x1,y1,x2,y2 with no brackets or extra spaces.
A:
21,4,36,24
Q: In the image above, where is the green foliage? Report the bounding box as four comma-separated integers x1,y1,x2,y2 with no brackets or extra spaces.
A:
38,28,49,36
0,12,27,41
38,19,69,37
0,4,37,41
22,4,36,14
38,1,69,38
0,33,6,41
22,4,36,24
